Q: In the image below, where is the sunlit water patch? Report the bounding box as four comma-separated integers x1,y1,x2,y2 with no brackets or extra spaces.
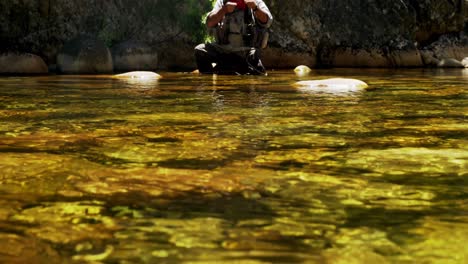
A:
0,69,467,263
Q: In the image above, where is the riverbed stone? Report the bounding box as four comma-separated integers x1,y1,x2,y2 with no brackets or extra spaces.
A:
461,57,468,68
294,78,369,93
0,233,63,264
113,71,161,87
112,41,158,72
113,71,161,80
294,65,312,76
57,36,113,74
0,53,48,74
437,58,464,68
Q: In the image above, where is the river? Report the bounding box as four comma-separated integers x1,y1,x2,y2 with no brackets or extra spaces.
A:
0,68,467,263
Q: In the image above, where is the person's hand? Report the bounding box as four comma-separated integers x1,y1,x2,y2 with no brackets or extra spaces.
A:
245,0,257,10
224,1,237,13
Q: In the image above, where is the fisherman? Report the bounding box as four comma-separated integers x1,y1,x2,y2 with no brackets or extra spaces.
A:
194,0,273,75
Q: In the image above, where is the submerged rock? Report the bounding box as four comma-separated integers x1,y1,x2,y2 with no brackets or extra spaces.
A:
294,78,369,92
437,58,464,68
0,53,48,74
294,65,312,75
112,71,161,87
462,57,468,68
57,36,113,74
113,71,161,80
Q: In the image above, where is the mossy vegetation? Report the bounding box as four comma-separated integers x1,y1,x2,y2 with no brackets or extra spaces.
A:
96,0,214,47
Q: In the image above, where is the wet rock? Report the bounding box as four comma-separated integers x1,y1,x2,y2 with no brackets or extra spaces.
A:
113,71,161,87
421,34,468,66
0,53,48,74
57,36,113,74
461,57,468,67
437,58,464,68
11,202,116,244
346,148,468,176
112,41,158,72
420,50,440,66
405,217,468,263
294,78,369,92
113,71,161,80
294,65,311,73
294,65,312,75
0,233,63,264
324,245,390,264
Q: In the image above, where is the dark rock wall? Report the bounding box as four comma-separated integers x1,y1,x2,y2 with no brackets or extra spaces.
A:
0,0,211,69
0,0,466,69
266,0,467,67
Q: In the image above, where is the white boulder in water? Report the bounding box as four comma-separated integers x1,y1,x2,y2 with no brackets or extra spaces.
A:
294,78,368,93
113,71,161,88
113,71,161,80
294,65,312,74
461,57,468,68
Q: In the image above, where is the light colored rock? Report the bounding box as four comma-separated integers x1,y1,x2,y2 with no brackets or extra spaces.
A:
294,65,313,77
294,78,369,94
461,57,468,68
0,53,48,74
57,36,113,74
113,71,161,87
437,58,464,68
421,35,468,67
294,65,312,75
112,40,158,72
113,71,161,80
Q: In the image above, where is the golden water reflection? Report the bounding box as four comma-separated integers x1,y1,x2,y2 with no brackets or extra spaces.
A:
0,69,467,263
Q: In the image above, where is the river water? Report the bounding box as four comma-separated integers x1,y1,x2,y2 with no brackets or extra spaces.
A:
0,69,467,263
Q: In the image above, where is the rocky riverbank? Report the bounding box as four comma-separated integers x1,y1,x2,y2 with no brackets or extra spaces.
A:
0,0,467,74
264,0,468,68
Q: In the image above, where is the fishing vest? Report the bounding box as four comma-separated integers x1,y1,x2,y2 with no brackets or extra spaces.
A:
214,2,269,49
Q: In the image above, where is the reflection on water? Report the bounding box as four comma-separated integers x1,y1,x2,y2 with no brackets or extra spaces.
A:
0,69,467,263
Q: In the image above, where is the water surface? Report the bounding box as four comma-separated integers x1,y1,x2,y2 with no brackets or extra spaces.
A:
0,69,467,263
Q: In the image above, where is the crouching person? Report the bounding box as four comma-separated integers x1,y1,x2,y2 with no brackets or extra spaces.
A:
194,0,273,75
